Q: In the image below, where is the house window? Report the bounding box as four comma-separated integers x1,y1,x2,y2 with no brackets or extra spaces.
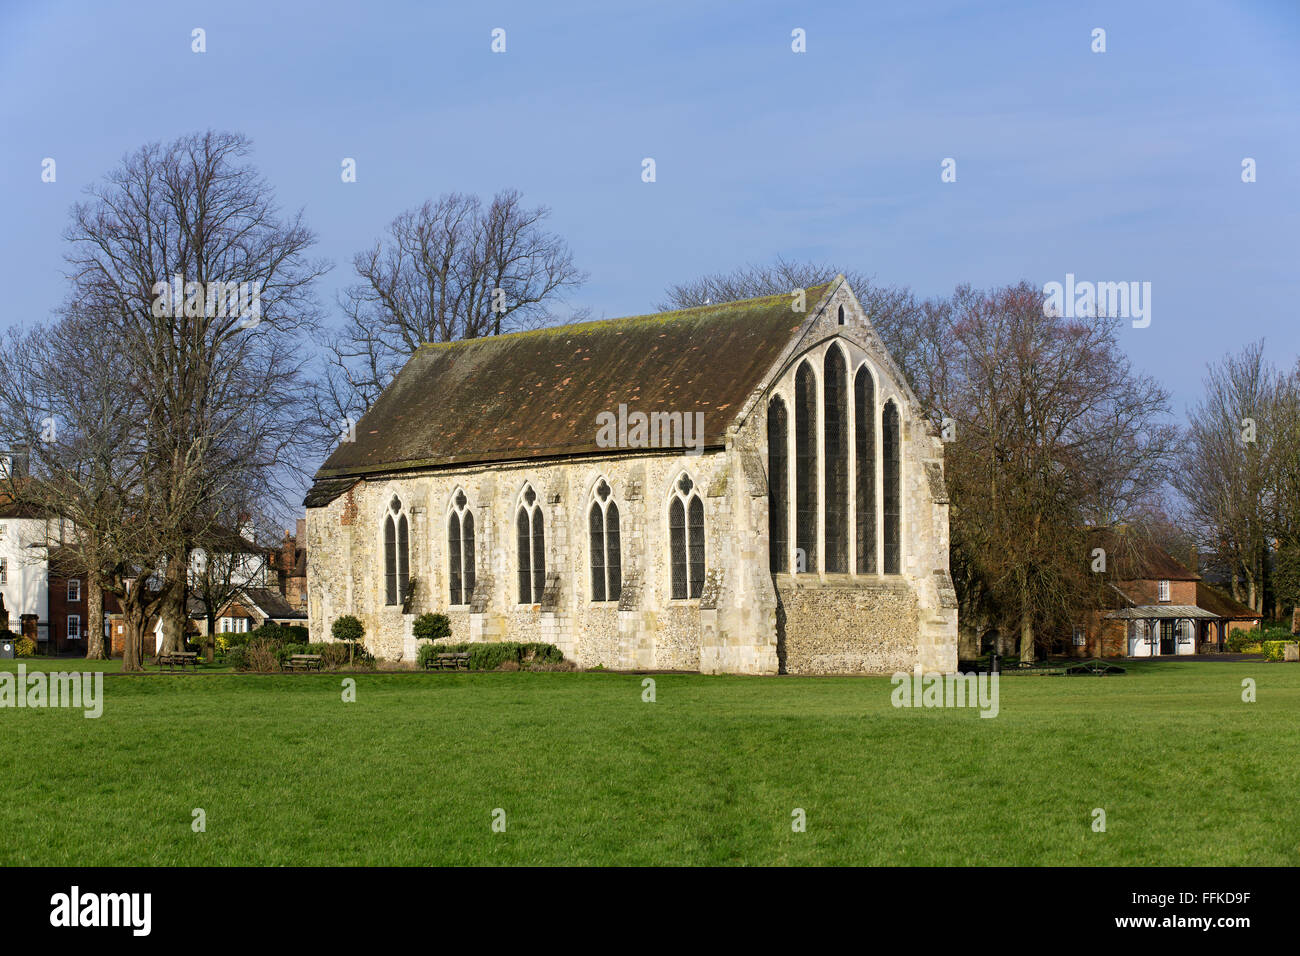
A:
854,365,877,574
767,398,789,572
67,614,81,639
589,479,622,602
68,579,81,602
882,400,902,575
1158,579,1170,602
669,473,706,600
516,485,546,604
823,346,849,573
794,360,818,573
383,496,410,606
219,617,249,633
447,490,475,605
1073,626,1086,647
0,557,7,586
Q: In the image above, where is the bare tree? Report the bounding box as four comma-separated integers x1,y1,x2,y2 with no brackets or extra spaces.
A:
1174,342,1278,612
0,311,160,666
62,130,327,656
316,189,585,429
907,283,1177,662
189,522,270,662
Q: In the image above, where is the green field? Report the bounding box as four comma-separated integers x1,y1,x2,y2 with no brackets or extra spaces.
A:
1,659,1296,865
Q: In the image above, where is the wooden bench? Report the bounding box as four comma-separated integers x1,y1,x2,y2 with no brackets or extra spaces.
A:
157,651,200,672
285,654,323,672
424,652,470,671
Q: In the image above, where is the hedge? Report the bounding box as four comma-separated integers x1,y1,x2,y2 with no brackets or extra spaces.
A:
1262,640,1298,662
416,641,564,671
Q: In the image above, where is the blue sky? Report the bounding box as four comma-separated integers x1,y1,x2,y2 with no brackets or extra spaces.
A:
1,0,1297,430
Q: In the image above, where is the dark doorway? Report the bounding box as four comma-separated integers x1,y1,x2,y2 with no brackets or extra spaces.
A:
1159,620,1175,655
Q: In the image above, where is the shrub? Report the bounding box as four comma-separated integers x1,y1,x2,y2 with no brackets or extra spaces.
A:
417,641,563,671
332,615,364,643
236,637,283,672
1262,640,1298,662
13,636,35,657
1226,631,1262,653
413,613,452,642
224,645,248,670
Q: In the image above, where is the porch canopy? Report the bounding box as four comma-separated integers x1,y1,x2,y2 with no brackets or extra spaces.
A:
1103,605,1219,621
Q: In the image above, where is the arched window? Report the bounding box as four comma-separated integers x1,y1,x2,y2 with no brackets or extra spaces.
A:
384,495,409,605
837,304,845,325
767,397,788,572
883,401,901,574
823,347,848,572
517,485,545,603
794,361,818,573
855,366,876,574
448,490,475,605
589,478,621,602
669,473,705,599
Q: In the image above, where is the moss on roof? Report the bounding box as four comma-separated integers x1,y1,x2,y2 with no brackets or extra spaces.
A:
311,284,830,485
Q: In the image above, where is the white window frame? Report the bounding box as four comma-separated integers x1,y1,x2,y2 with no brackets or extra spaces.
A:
67,614,81,639
68,578,81,602
0,556,7,586
1158,579,1170,602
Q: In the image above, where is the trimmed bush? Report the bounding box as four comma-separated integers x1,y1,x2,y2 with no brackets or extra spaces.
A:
418,641,563,671
331,615,364,643
1262,640,1298,662
413,613,452,642
14,636,36,657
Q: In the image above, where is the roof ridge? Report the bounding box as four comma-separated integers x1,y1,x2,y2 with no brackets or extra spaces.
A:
416,283,832,350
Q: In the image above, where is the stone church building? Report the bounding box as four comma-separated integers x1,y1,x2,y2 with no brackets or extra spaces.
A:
305,278,958,674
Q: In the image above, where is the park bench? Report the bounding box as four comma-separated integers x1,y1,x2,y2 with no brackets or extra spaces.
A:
424,652,470,671
157,651,200,672
285,654,323,672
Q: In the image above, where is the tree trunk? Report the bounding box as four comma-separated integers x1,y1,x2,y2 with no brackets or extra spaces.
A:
204,613,217,664
159,552,188,654
85,573,108,660
1018,591,1036,664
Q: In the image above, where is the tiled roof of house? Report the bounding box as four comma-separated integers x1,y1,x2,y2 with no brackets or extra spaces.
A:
1194,582,1261,620
1091,529,1200,582
310,284,834,487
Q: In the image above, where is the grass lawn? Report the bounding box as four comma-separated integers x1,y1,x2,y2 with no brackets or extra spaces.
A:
1,659,1296,865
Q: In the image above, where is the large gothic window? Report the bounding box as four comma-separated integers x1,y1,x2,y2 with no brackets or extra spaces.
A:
517,485,546,603
794,361,818,573
855,366,877,574
767,397,788,572
669,474,705,599
384,495,409,605
823,346,849,572
883,401,901,574
448,490,475,605
589,479,622,602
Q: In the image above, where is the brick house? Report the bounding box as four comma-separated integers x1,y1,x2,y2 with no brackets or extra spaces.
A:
1077,531,1262,657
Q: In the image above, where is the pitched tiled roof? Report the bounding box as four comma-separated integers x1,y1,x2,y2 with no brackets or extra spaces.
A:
311,285,832,483
1091,529,1200,582
1195,582,1261,620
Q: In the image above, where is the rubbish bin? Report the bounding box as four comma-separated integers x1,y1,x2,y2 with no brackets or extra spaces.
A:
0,637,13,659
